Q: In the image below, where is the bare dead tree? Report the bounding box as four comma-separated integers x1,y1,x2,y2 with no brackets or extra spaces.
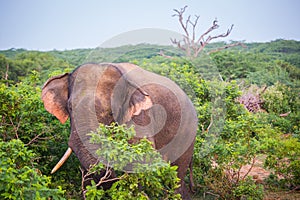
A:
171,6,238,58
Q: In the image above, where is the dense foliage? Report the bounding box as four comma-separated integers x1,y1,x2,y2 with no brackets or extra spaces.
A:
85,123,181,199
0,71,81,199
0,40,299,199
0,139,65,199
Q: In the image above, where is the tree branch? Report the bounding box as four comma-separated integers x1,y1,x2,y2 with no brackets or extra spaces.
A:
208,42,247,54
189,15,200,42
196,18,220,46
241,156,257,180
5,63,9,80
172,6,190,38
25,132,44,146
194,24,234,57
158,50,174,59
9,117,20,139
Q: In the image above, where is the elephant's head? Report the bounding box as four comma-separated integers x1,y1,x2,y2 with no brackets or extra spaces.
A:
42,63,197,198
42,63,156,172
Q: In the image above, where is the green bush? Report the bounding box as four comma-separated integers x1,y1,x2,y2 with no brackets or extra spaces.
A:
191,81,261,198
0,72,82,198
84,123,181,200
261,82,300,135
233,177,264,200
0,52,73,83
0,139,65,199
264,136,300,188
192,79,300,199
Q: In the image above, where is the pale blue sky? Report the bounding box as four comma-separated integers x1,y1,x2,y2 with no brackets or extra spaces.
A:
0,0,299,50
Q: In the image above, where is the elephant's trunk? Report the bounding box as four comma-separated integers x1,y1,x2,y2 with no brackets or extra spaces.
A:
51,147,73,174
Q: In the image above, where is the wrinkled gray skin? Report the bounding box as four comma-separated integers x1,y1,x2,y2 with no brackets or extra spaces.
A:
42,63,197,199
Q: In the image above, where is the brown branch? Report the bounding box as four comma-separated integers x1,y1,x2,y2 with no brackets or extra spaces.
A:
80,167,87,195
80,166,93,200
208,42,247,54
204,191,220,198
95,165,113,187
259,85,268,96
170,38,186,51
184,37,191,56
97,174,124,187
279,111,291,117
172,5,191,56
206,115,214,132
241,156,257,180
196,19,220,45
5,63,9,80
25,132,44,146
195,24,234,57
158,50,174,59
173,6,189,38
189,15,200,42
185,15,191,36
9,117,20,139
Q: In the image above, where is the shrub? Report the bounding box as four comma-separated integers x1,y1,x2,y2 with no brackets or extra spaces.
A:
193,81,266,199
0,71,82,198
261,82,300,135
0,139,65,199
84,123,181,200
264,136,300,188
233,177,264,200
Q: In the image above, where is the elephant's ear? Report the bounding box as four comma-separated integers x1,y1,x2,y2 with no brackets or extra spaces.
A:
123,88,153,123
41,73,69,124
128,88,153,117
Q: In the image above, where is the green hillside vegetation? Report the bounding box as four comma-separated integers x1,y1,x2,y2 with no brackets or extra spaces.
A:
0,40,299,199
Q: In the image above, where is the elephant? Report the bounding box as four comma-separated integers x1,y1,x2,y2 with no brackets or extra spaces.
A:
41,63,197,199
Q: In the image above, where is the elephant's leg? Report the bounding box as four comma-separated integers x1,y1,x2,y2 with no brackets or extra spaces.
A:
172,142,195,200
189,159,195,192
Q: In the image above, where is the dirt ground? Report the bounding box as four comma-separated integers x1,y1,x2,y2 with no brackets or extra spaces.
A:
239,157,270,184
192,157,300,199
237,158,300,200
264,191,300,200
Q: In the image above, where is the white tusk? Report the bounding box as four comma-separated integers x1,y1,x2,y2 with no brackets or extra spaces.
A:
51,147,72,174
